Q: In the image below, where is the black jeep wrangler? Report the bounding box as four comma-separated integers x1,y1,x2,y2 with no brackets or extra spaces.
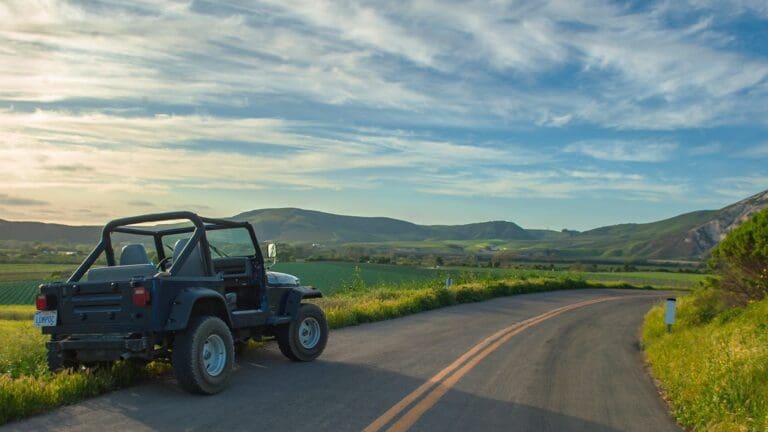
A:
34,211,328,394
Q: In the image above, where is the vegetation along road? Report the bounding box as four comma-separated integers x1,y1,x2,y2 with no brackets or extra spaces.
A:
2,289,678,431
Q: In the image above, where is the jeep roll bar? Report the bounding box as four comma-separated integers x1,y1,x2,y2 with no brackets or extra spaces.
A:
68,211,267,283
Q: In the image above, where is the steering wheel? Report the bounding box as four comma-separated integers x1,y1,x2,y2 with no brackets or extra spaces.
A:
156,256,172,271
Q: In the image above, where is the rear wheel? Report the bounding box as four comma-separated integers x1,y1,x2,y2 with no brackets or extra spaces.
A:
276,304,328,362
172,315,234,394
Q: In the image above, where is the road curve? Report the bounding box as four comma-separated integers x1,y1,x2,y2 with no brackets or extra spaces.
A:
3,289,679,432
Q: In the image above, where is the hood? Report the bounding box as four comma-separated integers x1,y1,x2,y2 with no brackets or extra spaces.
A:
266,271,301,287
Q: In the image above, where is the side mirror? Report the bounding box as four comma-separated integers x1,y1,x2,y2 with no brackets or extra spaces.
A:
268,243,277,260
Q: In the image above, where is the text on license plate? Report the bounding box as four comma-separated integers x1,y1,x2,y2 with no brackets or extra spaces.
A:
33,310,57,327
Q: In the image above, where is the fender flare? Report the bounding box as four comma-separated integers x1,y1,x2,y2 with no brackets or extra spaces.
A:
281,287,322,318
164,288,231,331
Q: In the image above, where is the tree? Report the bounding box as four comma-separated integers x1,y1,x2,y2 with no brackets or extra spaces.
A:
709,209,768,304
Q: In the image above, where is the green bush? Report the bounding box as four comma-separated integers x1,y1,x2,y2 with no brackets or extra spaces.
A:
710,209,768,305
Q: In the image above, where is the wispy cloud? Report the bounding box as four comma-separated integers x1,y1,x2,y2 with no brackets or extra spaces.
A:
0,0,766,129
406,168,687,201
0,194,48,207
714,175,768,200
564,140,678,162
0,109,540,202
741,142,768,157
689,142,722,156
0,0,765,226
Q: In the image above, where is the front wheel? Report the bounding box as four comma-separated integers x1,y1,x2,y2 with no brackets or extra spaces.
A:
172,315,234,394
276,303,328,362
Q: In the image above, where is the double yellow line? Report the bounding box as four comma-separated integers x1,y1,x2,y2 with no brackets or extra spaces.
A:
363,296,623,432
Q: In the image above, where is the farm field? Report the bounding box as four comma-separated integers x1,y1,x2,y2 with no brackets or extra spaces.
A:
0,263,75,281
271,262,706,294
0,264,77,306
0,261,706,305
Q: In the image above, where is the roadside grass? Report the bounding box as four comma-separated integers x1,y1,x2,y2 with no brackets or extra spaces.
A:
582,271,705,290
314,275,649,329
0,270,666,425
642,291,768,431
0,305,35,320
271,261,704,296
0,319,170,424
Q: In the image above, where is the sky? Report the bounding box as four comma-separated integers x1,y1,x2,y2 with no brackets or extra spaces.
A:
0,0,767,230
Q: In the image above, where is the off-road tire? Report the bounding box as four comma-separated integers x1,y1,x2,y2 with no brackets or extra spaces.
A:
172,315,234,395
276,303,328,362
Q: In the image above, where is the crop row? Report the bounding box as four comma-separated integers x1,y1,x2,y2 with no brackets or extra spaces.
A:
0,281,40,305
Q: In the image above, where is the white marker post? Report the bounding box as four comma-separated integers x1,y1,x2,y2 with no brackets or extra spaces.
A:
665,298,677,333
444,277,453,289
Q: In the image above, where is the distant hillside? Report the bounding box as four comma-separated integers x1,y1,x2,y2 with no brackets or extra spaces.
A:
653,189,768,258
232,208,535,243
572,189,768,259
0,189,766,260
0,219,100,244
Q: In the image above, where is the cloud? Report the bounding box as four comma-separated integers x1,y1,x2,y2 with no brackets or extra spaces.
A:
714,175,768,200
0,109,542,199
0,0,765,129
564,140,678,162
127,200,154,207
741,142,768,157
0,1,766,224
0,194,48,206
46,163,94,172
0,107,691,223
689,142,722,156
404,168,687,201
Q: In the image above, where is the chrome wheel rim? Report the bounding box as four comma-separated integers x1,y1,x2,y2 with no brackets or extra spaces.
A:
298,317,321,349
202,334,227,377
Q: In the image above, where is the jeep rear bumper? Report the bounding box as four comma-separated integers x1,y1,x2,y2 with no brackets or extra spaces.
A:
49,335,153,362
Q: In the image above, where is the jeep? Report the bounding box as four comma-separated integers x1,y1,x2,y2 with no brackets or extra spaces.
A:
34,211,328,394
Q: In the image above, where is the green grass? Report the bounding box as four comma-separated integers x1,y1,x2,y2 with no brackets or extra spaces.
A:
0,261,704,305
0,264,75,282
314,276,640,329
0,281,41,306
642,291,768,431
0,263,76,306
0,305,35,320
271,262,704,295
270,262,443,293
582,271,705,289
0,262,689,424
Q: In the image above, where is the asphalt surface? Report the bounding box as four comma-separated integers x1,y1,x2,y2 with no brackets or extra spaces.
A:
3,289,680,432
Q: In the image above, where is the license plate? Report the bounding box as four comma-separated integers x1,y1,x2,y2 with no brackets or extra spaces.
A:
33,310,58,327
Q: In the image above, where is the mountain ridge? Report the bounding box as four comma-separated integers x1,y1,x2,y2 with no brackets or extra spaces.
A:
1,189,766,260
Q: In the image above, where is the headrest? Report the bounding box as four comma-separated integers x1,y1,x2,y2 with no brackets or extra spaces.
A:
120,244,151,266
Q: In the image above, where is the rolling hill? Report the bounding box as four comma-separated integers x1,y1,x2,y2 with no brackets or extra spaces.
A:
0,189,766,260
233,208,534,243
0,219,100,244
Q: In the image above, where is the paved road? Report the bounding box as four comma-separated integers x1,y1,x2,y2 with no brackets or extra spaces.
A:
4,289,680,432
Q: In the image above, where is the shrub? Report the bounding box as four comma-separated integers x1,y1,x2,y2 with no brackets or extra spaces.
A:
709,209,768,305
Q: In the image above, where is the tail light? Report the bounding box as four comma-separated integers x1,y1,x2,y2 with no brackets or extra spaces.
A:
36,294,49,311
132,286,151,307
